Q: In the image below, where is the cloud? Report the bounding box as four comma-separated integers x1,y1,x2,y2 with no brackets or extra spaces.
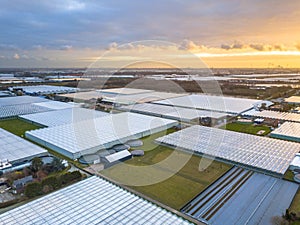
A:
296,43,300,51
13,53,20,59
59,45,73,51
179,40,207,51
0,44,18,50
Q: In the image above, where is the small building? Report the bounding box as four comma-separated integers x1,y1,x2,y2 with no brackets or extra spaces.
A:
12,175,33,192
103,150,132,168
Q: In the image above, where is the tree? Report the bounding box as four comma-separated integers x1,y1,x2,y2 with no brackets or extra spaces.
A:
30,157,44,173
24,182,43,198
50,157,65,172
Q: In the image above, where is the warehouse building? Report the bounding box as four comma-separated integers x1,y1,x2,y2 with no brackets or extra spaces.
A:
285,96,300,104
26,112,178,159
156,125,300,176
0,176,194,225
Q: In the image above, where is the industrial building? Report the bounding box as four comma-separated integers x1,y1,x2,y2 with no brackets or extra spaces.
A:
120,103,228,125
153,94,272,114
0,128,48,166
20,108,108,127
270,122,300,142
156,125,300,176
0,176,194,225
26,112,178,159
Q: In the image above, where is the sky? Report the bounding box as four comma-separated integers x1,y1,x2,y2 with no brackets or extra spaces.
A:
0,0,300,68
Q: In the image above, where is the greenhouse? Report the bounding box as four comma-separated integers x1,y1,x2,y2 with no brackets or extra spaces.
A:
270,122,300,142
121,103,228,123
0,128,48,164
10,85,77,95
26,112,178,159
0,176,193,225
243,110,300,123
153,94,272,114
156,125,300,176
0,96,48,107
20,108,108,127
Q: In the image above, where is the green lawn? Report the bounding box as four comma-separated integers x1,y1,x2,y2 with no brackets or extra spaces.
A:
0,118,41,136
221,122,271,136
290,189,300,213
101,129,232,210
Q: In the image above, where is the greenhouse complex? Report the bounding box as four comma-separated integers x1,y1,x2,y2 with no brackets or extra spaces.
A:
1,87,300,225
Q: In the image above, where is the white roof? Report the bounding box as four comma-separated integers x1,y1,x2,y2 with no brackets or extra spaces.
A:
0,96,48,107
26,112,178,157
0,176,192,225
103,91,187,105
290,155,300,167
156,125,300,175
20,108,109,127
121,103,228,121
285,96,300,103
153,94,264,114
100,88,154,95
12,85,77,94
58,90,102,101
105,150,131,163
243,110,300,123
32,101,77,110
0,128,47,163
271,122,300,140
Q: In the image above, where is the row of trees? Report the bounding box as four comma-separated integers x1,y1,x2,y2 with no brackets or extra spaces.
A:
24,171,82,198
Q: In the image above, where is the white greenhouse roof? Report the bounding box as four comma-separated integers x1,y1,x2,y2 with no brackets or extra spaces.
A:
103,91,187,105
121,103,228,121
100,88,154,95
243,110,300,123
0,128,47,163
285,96,300,103
32,101,76,110
0,176,193,225
20,108,109,127
12,85,77,94
271,122,300,140
0,103,51,119
0,96,48,107
58,90,102,101
153,94,265,114
156,125,300,175
26,112,178,159
105,150,131,163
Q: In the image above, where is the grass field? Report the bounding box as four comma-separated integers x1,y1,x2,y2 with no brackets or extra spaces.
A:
101,129,232,210
221,122,271,136
0,118,41,136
